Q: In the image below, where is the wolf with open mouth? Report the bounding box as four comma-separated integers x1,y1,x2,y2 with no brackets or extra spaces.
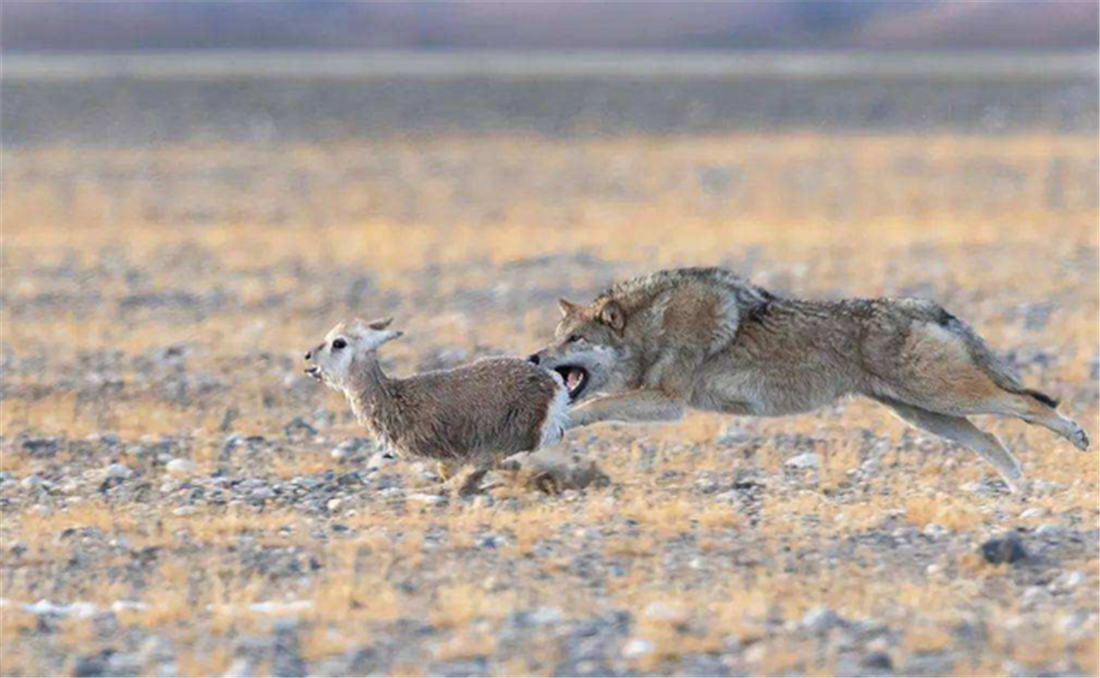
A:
527,267,1090,491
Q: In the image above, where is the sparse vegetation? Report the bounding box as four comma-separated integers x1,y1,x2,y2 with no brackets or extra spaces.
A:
1,127,1096,676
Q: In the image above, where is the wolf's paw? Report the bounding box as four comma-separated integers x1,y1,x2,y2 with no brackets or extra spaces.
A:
500,450,610,494
1069,426,1090,451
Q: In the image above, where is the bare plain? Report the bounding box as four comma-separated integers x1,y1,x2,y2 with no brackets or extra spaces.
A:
1,59,1098,676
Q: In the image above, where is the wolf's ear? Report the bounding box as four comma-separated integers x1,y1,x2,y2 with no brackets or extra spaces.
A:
368,317,394,331
558,299,581,317
598,301,626,333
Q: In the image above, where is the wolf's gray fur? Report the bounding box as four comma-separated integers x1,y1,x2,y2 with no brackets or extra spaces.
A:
530,267,1089,490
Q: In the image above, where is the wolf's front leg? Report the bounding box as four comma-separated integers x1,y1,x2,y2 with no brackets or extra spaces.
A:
568,390,685,428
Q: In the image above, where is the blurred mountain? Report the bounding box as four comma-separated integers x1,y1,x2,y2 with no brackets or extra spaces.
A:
2,0,1096,52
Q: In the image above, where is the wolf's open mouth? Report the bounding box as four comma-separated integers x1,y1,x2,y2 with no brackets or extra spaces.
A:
305,366,322,381
555,366,589,401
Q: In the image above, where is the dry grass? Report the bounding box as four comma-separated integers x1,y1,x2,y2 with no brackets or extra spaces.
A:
1,131,1097,676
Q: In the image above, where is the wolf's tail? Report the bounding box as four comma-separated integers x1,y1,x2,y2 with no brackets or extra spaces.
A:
1020,388,1059,409
946,312,1060,410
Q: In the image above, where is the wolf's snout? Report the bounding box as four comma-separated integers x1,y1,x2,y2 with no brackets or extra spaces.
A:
304,350,313,361
526,354,541,365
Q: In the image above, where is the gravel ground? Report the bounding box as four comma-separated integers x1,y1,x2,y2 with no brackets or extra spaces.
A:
1,76,1097,675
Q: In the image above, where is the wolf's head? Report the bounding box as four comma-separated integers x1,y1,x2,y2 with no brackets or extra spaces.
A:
304,317,403,392
527,298,635,403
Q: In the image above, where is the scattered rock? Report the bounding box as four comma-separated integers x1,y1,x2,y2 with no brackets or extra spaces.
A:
20,475,46,491
283,417,318,440
105,464,134,481
785,452,820,469
331,438,374,462
22,437,62,457
622,638,654,659
715,426,751,446
981,533,1028,565
801,606,843,633
1019,507,1046,520
407,493,447,506
861,651,893,671
165,458,196,478
527,607,563,625
367,451,399,470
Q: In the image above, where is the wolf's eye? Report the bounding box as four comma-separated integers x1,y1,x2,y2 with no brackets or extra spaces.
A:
332,339,347,350
567,334,583,344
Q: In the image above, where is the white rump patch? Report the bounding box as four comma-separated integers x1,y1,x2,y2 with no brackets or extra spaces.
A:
539,371,572,448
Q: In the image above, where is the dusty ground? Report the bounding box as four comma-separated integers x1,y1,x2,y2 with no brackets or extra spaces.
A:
1,131,1098,676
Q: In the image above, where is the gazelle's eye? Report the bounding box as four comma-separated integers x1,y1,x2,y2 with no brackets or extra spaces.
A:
332,339,347,350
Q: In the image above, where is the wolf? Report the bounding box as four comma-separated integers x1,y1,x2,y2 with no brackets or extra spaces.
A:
528,267,1089,490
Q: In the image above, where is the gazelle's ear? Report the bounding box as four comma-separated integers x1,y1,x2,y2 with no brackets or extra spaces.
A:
598,301,626,333
368,317,394,331
377,329,403,346
558,299,581,317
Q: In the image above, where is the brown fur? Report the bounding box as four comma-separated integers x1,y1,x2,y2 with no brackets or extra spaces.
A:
306,319,569,468
530,267,1090,490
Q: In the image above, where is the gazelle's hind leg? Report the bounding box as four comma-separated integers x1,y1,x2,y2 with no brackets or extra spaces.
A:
990,393,1090,451
878,397,1023,491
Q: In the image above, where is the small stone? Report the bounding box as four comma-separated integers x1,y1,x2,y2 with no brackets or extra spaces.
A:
283,417,318,439
326,498,344,513
172,506,198,516
20,476,45,490
801,606,842,632
861,652,893,671
922,523,948,539
785,452,820,469
643,602,684,622
165,459,196,478
716,426,751,446
981,533,1028,565
1054,571,1084,591
22,438,61,457
104,464,134,481
528,607,563,625
407,493,446,506
1028,479,1067,496
251,487,276,501
860,458,882,474
367,451,398,470
331,438,373,462
622,638,654,659
1022,586,1048,606
1019,507,1046,520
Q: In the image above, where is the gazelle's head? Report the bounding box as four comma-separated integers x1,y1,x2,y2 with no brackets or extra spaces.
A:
304,318,403,391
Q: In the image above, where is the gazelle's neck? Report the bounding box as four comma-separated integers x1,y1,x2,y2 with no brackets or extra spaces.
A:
343,354,394,426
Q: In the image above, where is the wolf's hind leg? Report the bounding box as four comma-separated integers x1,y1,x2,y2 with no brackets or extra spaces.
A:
986,393,1090,451
878,398,1023,491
